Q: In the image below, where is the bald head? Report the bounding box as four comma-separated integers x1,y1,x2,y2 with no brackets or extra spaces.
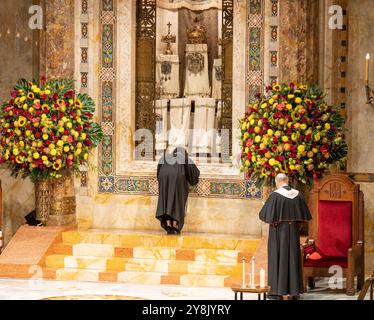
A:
275,173,289,188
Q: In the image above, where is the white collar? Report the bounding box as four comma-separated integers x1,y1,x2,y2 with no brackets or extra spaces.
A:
274,187,299,199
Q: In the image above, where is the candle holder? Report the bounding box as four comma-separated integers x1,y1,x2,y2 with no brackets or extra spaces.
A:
366,84,374,107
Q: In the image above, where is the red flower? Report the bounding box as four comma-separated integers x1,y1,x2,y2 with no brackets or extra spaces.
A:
35,132,41,139
246,139,253,147
84,139,92,147
275,103,284,111
11,90,18,98
40,94,47,101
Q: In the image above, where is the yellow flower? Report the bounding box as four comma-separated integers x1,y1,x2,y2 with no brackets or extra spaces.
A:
27,92,35,100
286,104,292,110
325,123,331,130
255,136,261,143
74,99,82,108
282,136,289,143
49,143,55,150
278,118,285,126
50,149,57,156
297,145,305,153
45,89,51,95
287,94,295,99
13,148,20,156
269,158,276,166
273,84,282,91
260,103,267,109
267,129,274,136
300,84,308,90
295,97,302,104
31,85,40,93
19,96,26,103
18,116,27,127
269,98,275,105
57,140,64,147
53,162,62,171
42,134,49,141
42,104,49,112
64,146,70,153
16,156,24,164
291,133,297,141
33,152,40,159
84,153,89,160
300,124,307,130
66,122,73,129
314,133,321,141
307,151,314,158
42,156,48,161
254,126,261,134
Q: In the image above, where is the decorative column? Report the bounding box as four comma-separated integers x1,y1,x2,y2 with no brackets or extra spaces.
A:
40,0,76,226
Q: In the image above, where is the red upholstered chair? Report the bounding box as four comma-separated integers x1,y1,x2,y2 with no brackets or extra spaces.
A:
302,173,365,296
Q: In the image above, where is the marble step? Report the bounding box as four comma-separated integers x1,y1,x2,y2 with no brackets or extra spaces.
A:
69,243,249,263
45,254,243,275
53,268,229,287
62,230,260,251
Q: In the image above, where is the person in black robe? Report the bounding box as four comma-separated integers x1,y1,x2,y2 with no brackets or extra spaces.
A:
259,173,312,300
156,147,200,235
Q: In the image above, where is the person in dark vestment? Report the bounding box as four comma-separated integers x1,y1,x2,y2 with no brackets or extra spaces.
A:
156,147,200,235
259,173,312,300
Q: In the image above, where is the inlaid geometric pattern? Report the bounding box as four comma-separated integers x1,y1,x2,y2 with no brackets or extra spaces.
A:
101,121,115,136
247,0,264,102
265,0,279,87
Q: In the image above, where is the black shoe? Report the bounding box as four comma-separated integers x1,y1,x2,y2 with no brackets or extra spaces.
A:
166,226,177,235
172,226,181,235
267,295,283,300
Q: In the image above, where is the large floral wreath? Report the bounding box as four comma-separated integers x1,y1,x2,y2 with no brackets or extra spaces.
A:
239,83,348,187
0,78,103,182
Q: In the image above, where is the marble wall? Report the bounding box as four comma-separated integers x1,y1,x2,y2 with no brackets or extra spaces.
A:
346,0,374,272
278,0,319,84
0,0,40,244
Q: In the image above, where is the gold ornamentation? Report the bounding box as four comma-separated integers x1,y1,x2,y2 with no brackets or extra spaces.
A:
161,22,176,55
50,176,76,219
187,17,207,44
35,179,51,225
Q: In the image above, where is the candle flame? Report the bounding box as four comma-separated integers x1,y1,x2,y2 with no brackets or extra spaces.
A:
366,53,371,60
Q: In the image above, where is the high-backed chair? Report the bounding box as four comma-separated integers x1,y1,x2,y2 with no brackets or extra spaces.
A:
302,173,365,296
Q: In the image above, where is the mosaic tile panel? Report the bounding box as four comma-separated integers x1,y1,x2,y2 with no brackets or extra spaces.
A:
247,0,264,102
98,175,263,200
271,0,278,16
99,176,115,193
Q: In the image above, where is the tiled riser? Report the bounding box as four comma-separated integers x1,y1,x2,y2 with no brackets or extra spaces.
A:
42,230,262,288
71,244,248,263
62,231,259,251
46,255,242,275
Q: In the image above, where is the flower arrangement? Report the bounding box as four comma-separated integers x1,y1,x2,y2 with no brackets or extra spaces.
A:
0,78,103,182
239,83,348,187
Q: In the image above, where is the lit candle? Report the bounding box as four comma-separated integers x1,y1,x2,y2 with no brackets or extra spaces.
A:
260,268,266,288
366,53,370,86
251,256,255,288
242,257,246,288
